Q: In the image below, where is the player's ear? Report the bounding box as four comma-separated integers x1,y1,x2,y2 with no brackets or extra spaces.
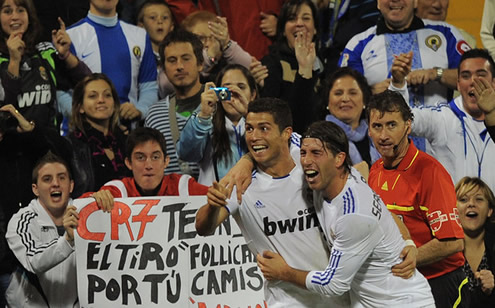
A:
335,152,346,168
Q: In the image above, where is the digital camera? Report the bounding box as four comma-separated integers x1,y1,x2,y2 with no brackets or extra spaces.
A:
212,87,231,101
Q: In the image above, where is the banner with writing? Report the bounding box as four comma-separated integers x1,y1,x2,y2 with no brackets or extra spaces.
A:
73,196,266,308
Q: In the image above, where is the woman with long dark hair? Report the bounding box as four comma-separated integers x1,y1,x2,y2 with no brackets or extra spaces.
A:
0,0,90,129
177,64,258,185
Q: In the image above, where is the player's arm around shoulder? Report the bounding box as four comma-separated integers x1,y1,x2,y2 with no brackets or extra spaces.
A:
196,181,231,236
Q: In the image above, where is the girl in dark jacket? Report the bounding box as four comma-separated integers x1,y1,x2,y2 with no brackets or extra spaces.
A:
68,73,130,197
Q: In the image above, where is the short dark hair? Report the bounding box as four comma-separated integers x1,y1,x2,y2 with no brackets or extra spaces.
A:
137,0,175,25
158,27,204,69
126,127,167,160
247,97,292,133
303,121,352,174
321,67,371,119
458,48,495,77
366,90,414,123
32,151,72,184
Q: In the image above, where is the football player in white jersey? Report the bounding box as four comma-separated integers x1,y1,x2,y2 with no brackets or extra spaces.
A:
257,121,435,307
196,98,349,307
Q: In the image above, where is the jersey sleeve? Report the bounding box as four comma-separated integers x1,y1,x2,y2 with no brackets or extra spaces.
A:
225,186,240,215
411,105,449,144
176,114,212,163
420,163,464,240
306,213,382,296
338,33,374,74
438,23,470,69
187,177,209,195
6,209,74,274
136,35,158,118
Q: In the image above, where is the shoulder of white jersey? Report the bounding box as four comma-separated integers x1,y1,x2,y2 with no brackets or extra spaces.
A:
412,101,450,113
344,25,378,51
338,168,377,216
422,19,460,31
119,20,148,36
290,132,302,162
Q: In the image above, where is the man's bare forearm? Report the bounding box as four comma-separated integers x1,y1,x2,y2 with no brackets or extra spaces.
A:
417,238,464,267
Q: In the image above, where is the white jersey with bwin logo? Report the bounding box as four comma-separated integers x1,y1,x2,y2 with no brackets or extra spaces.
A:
227,157,349,307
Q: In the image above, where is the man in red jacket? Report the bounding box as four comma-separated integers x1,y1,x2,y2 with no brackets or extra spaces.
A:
86,127,208,210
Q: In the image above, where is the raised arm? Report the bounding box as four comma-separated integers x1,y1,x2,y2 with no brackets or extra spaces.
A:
195,181,231,236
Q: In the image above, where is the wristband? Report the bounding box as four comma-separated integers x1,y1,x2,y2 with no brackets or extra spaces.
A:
404,239,416,247
195,113,212,125
222,40,232,52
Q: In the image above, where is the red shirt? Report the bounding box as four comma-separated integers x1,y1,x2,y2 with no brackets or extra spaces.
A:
167,0,284,59
369,141,464,279
82,173,208,198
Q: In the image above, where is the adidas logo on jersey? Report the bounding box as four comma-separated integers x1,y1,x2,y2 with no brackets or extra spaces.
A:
255,200,265,209
263,208,319,236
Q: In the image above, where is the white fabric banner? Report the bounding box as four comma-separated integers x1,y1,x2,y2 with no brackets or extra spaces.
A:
73,196,266,307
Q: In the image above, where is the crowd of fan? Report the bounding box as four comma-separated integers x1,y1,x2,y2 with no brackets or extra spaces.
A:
0,0,494,307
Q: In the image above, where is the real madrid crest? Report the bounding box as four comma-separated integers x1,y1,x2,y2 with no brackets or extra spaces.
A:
39,66,48,81
425,35,442,52
133,46,142,59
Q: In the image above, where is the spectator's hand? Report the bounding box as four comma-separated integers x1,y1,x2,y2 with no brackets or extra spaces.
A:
63,205,79,245
199,82,218,119
371,79,392,94
406,68,437,86
391,52,413,88
295,30,315,79
219,154,254,203
0,104,34,133
260,12,277,37
473,77,495,114
52,17,71,60
257,250,289,281
209,16,230,51
207,181,229,207
249,57,268,88
6,32,25,63
392,244,417,279
475,269,494,295
120,102,141,120
353,161,369,182
226,84,250,117
92,190,114,212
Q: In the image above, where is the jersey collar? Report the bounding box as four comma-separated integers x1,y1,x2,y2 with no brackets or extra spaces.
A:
376,15,425,35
